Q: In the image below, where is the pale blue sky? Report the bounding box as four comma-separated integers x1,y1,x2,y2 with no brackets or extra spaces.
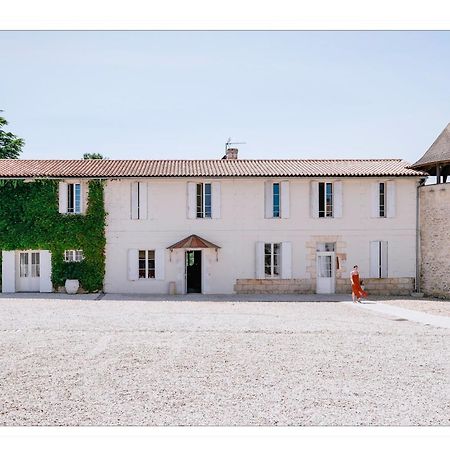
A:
1,31,450,162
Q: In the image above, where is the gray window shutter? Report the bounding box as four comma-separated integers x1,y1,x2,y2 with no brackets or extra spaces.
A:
369,241,380,278
39,250,53,293
58,182,68,214
139,182,148,220
211,182,221,219
1,251,16,293
280,181,290,219
281,242,292,279
187,182,197,219
264,181,273,218
333,181,342,218
255,241,265,279
381,241,388,278
127,249,139,281
386,180,396,218
131,182,139,220
310,181,319,218
371,182,380,218
155,248,165,280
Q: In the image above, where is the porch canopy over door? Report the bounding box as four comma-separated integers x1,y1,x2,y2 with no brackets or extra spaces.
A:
167,234,221,251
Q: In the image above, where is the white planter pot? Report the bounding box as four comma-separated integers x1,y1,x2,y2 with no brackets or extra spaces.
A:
65,279,80,295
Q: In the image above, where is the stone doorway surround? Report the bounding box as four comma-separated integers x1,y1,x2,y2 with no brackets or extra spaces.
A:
306,235,347,294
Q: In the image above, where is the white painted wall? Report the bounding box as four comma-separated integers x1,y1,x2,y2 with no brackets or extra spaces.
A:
1,251,16,293
103,177,419,294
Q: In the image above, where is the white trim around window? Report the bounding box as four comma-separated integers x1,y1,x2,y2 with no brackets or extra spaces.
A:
59,181,86,214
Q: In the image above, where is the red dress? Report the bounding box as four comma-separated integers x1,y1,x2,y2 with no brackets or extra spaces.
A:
352,272,368,298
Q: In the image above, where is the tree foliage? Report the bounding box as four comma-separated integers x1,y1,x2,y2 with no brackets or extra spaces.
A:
0,113,24,159
83,153,105,160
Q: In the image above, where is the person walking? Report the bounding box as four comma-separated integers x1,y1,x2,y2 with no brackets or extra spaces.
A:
351,265,368,303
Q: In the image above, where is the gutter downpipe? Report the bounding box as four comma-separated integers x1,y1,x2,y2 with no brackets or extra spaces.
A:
415,177,426,293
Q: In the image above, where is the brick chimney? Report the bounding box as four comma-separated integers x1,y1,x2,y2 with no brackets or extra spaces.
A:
225,148,238,160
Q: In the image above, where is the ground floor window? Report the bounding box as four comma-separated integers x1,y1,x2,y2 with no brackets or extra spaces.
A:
370,241,388,278
139,250,155,279
64,250,84,262
264,243,280,278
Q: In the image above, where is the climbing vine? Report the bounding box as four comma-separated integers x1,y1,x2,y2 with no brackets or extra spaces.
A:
0,179,106,292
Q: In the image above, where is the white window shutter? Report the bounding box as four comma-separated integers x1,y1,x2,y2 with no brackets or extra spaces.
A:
139,182,148,220
131,182,139,220
155,248,165,280
371,182,380,218
264,181,273,218
1,251,16,293
386,180,396,218
333,181,342,218
39,250,53,293
369,241,380,278
310,181,319,218
147,182,154,220
255,241,265,279
81,181,89,214
58,182,68,214
381,241,388,278
281,242,292,279
127,249,139,281
280,181,290,219
211,182,221,219
187,182,197,219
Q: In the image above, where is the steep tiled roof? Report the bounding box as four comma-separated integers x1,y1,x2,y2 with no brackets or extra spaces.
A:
0,158,426,178
410,123,450,169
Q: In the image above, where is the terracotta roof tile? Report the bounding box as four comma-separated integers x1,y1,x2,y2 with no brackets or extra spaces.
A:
0,158,426,178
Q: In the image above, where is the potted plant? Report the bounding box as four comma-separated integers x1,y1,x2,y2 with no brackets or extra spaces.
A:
64,262,81,294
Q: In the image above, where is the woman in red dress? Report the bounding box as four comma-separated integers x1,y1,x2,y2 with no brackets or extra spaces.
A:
351,265,368,303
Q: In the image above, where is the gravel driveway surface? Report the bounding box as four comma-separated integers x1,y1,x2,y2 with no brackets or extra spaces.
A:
0,298,448,426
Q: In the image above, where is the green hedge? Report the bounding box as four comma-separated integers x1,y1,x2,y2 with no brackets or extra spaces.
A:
0,179,106,292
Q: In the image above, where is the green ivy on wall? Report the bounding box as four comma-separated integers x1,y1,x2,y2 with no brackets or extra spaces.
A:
0,179,106,292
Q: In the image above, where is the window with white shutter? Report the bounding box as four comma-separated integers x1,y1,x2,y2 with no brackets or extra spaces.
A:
369,241,388,278
131,182,148,220
265,180,289,218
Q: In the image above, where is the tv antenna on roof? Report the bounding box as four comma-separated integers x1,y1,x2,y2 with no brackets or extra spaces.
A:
225,137,246,151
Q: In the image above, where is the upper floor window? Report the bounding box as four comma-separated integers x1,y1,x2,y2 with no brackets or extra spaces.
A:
68,183,81,214
196,183,212,218
379,182,386,217
64,250,84,262
138,250,155,279
264,243,280,278
272,183,280,218
131,181,148,220
311,181,342,219
371,181,395,218
59,181,85,215
319,182,333,217
265,181,290,219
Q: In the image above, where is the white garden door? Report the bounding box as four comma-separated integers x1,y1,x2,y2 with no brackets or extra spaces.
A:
16,251,41,292
316,251,336,294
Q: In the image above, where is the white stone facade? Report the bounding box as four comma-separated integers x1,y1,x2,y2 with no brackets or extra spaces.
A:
103,176,419,295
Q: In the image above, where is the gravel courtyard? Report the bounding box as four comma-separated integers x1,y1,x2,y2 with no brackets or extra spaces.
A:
0,297,449,426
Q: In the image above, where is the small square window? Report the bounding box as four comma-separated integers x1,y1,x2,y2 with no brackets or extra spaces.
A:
64,250,84,262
